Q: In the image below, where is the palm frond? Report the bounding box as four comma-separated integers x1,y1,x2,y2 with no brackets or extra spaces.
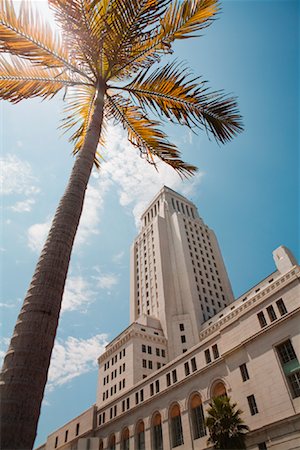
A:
97,0,170,80
61,85,104,166
48,0,100,78
114,0,218,79
0,0,91,81
106,94,197,177
120,61,243,143
0,55,83,103
160,0,218,41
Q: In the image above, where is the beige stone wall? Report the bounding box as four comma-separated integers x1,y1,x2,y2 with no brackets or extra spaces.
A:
45,406,95,450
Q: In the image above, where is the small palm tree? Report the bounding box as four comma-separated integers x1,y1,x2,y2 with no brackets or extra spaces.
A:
206,396,250,449
0,0,242,448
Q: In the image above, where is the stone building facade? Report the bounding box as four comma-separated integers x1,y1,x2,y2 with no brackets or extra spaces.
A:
37,187,300,450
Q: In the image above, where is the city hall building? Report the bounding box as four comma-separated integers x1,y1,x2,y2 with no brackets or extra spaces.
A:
37,186,300,450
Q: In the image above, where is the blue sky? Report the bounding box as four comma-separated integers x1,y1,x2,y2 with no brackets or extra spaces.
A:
0,0,298,446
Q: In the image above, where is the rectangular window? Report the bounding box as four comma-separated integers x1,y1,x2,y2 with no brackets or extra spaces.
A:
172,369,177,383
76,423,80,436
257,311,267,328
276,298,287,316
179,323,184,331
148,360,153,369
142,359,147,368
184,362,190,376
122,400,125,412
287,371,300,398
126,398,130,410
181,335,186,343
267,305,277,322
54,437,58,448
191,357,197,372
135,392,139,404
240,363,250,382
156,348,160,356
277,340,297,364
140,389,144,402
157,362,161,370
155,380,160,393
114,405,117,417
161,349,166,358
258,443,267,450
171,415,184,448
247,394,259,415
150,383,154,396
142,344,146,353
110,408,113,419
212,344,219,359
205,349,211,364
148,346,152,354
166,373,171,386
103,412,105,423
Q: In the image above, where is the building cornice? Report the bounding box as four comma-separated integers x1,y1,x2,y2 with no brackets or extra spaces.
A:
199,266,300,341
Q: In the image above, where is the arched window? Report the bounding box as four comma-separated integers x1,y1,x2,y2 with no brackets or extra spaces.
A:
152,412,163,450
108,434,116,450
136,421,145,450
190,394,206,440
212,381,227,398
121,428,130,450
170,404,184,448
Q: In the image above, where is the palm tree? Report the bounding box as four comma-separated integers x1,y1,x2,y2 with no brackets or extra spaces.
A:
0,0,242,448
206,395,250,449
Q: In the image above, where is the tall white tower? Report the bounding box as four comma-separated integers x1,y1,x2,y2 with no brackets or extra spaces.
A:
130,186,234,359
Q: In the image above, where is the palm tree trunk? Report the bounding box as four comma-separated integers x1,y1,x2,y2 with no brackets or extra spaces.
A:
0,85,105,450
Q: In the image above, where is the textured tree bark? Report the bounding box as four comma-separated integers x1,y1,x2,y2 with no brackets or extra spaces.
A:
0,85,105,450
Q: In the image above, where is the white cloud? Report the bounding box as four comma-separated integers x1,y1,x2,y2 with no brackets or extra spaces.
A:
62,275,96,313
75,180,111,246
98,124,204,228
47,334,108,389
112,251,125,264
27,220,51,253
0,338,10,366
93,267,119,291
27,177,112,253
0,302,16,308
0,154,40,196
10,198,35,213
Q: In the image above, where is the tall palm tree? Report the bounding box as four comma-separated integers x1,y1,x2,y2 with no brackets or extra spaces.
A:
206,395,250,449
0,0,242,448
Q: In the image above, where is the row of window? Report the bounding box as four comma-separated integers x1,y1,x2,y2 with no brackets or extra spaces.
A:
103,364,126,385
257,298,287,328
141,345,166,357
143,201,160,227
171,197,196,219
99,388,260,450
54,423,80,448
104,349,126,371
204,344,219,364
102,379,126,401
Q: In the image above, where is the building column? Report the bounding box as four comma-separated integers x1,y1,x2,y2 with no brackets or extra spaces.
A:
144,424,152,449
181,410,193,449
161,418,171,450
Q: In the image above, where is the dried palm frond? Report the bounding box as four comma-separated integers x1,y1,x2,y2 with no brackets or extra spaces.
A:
106,94,197,177
114,0,218,79
61,85,105,165
0,0,91,80
0,55,84,103
122,61,243,143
